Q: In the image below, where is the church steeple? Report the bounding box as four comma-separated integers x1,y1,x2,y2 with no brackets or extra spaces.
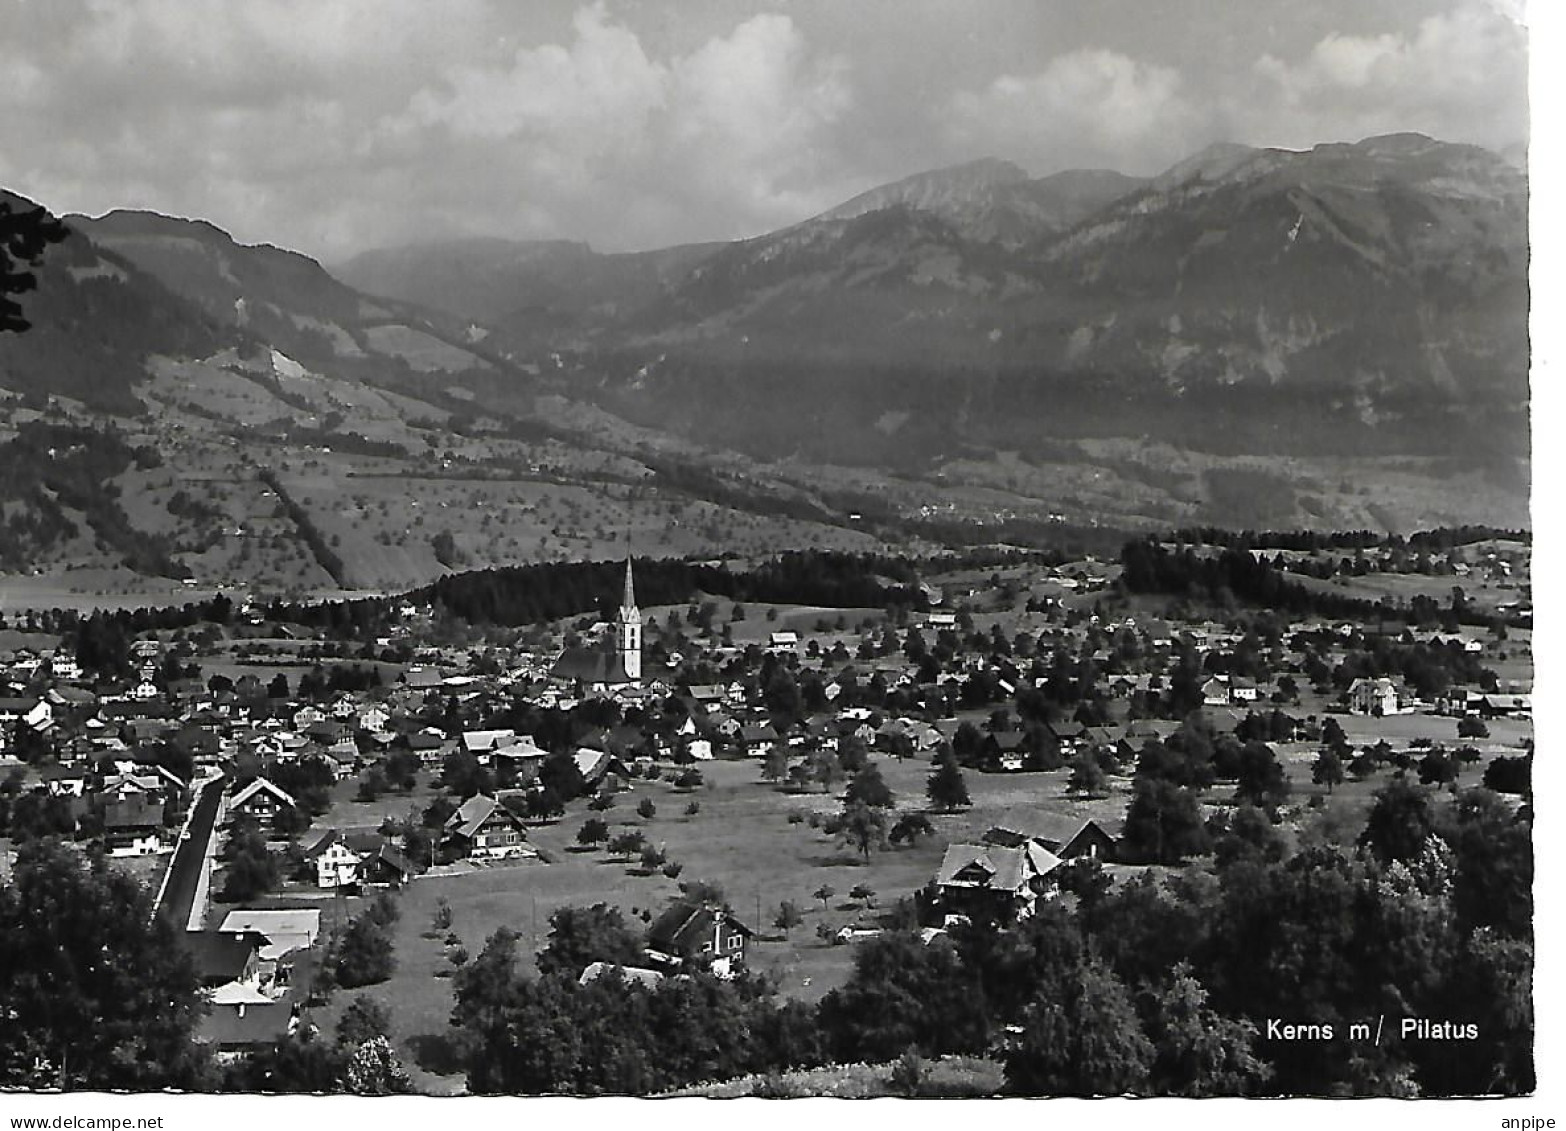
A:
621,555,637,612
616,553,642,683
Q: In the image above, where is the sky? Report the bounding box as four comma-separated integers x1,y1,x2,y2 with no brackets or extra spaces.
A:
0,0,1530,261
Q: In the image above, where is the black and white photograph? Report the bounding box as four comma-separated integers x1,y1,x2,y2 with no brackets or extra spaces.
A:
0,0,1548,1121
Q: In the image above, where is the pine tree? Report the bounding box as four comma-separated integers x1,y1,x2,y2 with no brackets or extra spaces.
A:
926,745,971,812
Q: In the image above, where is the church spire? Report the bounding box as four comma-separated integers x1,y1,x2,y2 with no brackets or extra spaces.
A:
622,554,637,611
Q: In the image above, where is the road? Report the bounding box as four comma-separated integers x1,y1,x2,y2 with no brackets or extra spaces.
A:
157,776,224,930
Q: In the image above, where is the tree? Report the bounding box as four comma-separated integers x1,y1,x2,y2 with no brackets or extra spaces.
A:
809,750,842,794
1360,779,1436,866
1068,753,1110,799
218,830,280,903
1004,957,1153,1096
0,840,208,1089
1457,715,1490,740
608,830,647,859
1418,749,1459,789
817,934,989,1061
1312,748,1344,794
1121,778,1210,864
536,904,645,978
576,817,610,848
926,746,971,812
836,801,887,861
1145,964,1272,1096
889,812,935,846
639,843,667,872
845,762,895,809
431,898,454,934
344,1035,413,1095
0,201,68,334
760,744,790,786
334,913,396,988
773,900,804,936
1233,742,1290,814
813,884,836,912
336,996,393,1047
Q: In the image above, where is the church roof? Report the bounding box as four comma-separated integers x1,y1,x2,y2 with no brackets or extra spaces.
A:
551,645,636,686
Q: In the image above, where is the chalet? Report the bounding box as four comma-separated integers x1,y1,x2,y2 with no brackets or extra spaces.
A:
462,729,517,759
301,828,377,888
38,763,89,797
573,748,625,790
1230,678,1261,703
444,793,531,860
738,723,780,757
184,930,268,989
1201,676,1233,707
987,816,1122,863
196,1001,295,1061
983,730,1028,772
768,631,800,652
932,841,1062,925
102,795,166,856
358,842,417,887
228,777,297,826
645,901,754,978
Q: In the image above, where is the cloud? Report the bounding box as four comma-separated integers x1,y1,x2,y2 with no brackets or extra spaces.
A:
944,48,1200,172
1249,1,1528,152
0,0,1530,259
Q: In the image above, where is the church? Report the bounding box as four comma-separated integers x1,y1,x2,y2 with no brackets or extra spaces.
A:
548,558,643,689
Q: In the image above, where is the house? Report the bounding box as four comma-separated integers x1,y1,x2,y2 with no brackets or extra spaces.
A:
645,902,754,978
932,841,1062,925
218,909,321,960
358,842,417,887
228,776,297,827
196,1001,295,1061
301,828,368,888
1201,676,1233,707
444,793,531,860
184,930,268,989
102,795,166,856
983,731,1028,772
1348,677,1401,717
1479,694,1531,719
987,816,1122,863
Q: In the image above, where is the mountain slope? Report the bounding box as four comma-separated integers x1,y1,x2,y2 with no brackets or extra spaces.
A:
566,134,1524,470
75,210,507,383
0,194,230,414
336,236,721,338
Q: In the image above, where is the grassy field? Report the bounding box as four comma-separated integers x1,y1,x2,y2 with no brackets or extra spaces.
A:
295,749,1136,1093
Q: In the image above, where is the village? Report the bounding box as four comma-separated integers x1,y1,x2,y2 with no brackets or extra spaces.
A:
0,534,1534,1093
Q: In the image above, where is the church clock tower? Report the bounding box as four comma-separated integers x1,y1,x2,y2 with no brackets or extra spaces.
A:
617,557,642,683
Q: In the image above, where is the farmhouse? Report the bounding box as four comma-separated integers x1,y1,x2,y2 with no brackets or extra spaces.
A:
932,841,1062,925
645,901,755,978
